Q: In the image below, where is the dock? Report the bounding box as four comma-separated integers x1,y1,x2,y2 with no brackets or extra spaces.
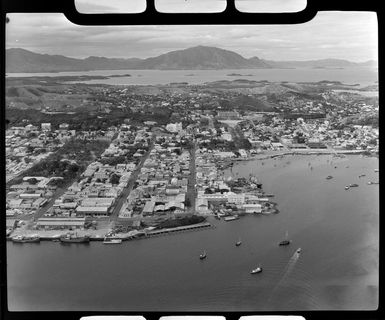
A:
6,222,213,243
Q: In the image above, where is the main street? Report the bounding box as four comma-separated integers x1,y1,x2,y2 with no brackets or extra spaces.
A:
186,139,197,214
109,135,155,221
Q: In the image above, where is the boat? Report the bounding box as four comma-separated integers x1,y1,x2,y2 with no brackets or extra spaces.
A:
251,265,263,274
374,169,379,172
279,240,291,246
345,186,350,190
224,215,239,222
12,235,40,243
103,237,122,244
235,238,242,246
199,250,207,260
60,233,90,243
358,174,366,178
368,181,379,185
326,175,333,180
296,248,302,254
349,183,359,187
279,231,291,246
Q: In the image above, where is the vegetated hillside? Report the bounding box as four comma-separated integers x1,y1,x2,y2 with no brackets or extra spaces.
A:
139,46,271,69
220,94,275,112
6,47,377,73
6,48,86,73
6,46,271,72
6,48,140,73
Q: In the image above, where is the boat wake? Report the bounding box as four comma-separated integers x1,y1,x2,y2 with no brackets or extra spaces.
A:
266,249,321,309
267,250,301,302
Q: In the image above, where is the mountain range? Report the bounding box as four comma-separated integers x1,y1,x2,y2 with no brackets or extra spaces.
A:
6,46,377,73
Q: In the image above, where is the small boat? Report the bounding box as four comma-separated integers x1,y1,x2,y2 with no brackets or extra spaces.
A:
345,186,350,190
12,235,40,243
326,175,333,180
296,248,302,254
368,181,379,185
235,238,242,246
349,183,359,187
224,215,239,222
251,265,263,274
279,231,291,246
374,169,379,172
199,250,207,260
103,237,122,244
358,174,366,178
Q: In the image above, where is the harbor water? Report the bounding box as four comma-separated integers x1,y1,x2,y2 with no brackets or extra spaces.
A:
6,67,378,87
7,155,379,311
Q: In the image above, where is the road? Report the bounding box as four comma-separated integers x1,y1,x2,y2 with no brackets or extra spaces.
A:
186,140,197,214
109,136,155,221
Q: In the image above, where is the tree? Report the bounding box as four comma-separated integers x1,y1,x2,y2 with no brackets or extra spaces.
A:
109,173,121,185
27,178,38,185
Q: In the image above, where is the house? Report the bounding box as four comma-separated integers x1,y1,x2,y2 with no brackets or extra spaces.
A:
195,198,210,213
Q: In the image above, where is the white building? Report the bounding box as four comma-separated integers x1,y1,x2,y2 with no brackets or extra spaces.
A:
166,123,183,133
41,123,52,131
227,192,245,205
242,203,262,213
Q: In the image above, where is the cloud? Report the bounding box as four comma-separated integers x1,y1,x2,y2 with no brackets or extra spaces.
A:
5,11,378,62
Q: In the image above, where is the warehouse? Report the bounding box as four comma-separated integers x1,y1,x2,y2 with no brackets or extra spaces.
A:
36,217,86,230
76,206,109,216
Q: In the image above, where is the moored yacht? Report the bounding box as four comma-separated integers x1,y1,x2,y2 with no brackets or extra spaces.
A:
12,235,40,243
251,265,262,274
199,250,207,260
103,237,122,244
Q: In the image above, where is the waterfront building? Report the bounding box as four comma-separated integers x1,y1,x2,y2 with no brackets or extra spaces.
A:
36,217,86,230
242,203,262,213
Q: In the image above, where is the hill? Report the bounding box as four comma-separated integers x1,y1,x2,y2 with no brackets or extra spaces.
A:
6,47,377,73
138,46,270,69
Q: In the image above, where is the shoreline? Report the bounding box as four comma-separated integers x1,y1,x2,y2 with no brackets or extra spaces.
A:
229,149,376,163
7,153,376,244
6,221,214,243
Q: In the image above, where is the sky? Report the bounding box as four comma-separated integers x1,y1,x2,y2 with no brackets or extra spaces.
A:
6,9,378,62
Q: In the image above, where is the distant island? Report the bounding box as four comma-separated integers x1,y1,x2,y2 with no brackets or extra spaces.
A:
227,73,254,77
108,74,131,78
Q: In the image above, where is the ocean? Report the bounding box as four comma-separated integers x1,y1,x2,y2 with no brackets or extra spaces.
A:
7,154,379,311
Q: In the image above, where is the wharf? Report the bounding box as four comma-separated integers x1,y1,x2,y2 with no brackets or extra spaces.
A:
6,222,213,243
145,222,213,237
